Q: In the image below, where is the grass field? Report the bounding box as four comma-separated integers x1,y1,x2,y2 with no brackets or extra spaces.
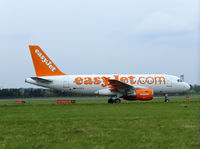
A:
0,97,199,149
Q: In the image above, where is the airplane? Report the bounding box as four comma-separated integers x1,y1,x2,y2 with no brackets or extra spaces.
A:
25,45,191,103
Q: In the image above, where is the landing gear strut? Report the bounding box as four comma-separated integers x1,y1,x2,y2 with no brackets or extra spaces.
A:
108,98,121,104
164,94,169,102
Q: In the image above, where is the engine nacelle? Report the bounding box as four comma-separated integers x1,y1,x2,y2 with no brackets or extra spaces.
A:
123,89,153,101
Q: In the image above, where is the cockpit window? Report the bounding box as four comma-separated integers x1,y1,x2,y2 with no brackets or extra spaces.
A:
177,79,183,82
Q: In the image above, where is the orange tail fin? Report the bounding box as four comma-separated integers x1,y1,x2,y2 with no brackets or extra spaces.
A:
29,45,66,77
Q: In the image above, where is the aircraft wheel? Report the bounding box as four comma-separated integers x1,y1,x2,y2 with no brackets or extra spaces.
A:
164,94,169,102
165,99,169,102
114,98,121,103
108,98,114,104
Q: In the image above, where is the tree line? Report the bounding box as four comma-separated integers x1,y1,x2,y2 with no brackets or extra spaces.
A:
0,88,86,99
0,85,199,99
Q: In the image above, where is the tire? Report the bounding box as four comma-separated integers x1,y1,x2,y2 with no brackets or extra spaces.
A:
165,99,169,102
108,99,114,104
115,98,121,103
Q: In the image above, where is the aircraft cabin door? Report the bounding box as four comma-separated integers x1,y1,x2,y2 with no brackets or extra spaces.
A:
167,79,172,87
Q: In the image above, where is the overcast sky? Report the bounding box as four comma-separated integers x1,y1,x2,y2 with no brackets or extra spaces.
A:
0,0,199,88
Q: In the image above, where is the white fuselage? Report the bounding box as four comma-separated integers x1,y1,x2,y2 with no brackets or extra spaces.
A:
25,74,190,96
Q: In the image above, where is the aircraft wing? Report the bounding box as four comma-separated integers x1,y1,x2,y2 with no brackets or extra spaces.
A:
109,79,133,89
103,77,133,93
103,77,147,92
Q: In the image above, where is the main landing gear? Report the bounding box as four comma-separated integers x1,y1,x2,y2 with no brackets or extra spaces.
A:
164,94,169,102
108,98,121,104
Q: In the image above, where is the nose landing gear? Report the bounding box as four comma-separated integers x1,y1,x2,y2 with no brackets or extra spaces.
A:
164,94,169,102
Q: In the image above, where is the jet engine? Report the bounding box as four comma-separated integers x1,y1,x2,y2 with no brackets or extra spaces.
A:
123,89,153,101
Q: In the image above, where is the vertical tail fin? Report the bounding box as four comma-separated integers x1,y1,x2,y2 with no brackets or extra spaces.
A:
29,45,66,77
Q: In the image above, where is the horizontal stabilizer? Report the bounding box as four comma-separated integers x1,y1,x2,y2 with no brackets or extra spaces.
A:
31,77,53,84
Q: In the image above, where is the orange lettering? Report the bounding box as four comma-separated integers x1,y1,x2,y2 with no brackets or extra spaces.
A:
84,77,92,85
146,77,154,84
138,77,145,84
75,77,83,85
101,77,110,87
120,77,128,83
94,77,101,85
114,75,119,80
155,76,166,84
128,76,136,84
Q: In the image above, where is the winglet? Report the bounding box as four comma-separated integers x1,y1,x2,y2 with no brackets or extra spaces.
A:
29,45,66,77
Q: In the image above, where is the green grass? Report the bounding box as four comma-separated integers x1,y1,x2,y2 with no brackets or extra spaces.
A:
0,97,199,149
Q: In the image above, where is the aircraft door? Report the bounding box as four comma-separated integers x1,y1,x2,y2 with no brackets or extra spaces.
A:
167,79,172,87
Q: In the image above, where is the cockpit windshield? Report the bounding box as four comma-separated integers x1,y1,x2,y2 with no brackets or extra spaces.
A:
177,79,183,82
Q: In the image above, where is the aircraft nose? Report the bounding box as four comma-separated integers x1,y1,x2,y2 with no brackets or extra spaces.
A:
184,83,191,91
189,84,193,90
